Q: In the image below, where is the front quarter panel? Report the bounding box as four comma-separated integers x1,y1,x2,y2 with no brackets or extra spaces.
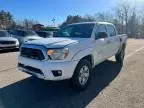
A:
71,47,93,61
68,39,93,61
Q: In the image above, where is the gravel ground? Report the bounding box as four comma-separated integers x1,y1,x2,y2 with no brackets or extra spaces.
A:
0,39,144,108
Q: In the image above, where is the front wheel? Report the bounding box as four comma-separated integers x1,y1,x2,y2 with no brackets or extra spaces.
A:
70,59,92,91
115,47,125,64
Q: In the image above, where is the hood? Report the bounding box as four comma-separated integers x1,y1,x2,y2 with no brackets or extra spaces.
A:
0,37,18,41
25,35,42,40
26,37,87,48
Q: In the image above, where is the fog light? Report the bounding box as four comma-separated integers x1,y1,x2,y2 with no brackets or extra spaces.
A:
52,70,62,77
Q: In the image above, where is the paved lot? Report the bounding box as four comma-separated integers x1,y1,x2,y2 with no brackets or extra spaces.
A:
0,39,144,108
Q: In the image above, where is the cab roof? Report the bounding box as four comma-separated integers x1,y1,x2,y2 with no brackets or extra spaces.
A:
68,22,114,26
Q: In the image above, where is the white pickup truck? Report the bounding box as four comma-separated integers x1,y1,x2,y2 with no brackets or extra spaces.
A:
18,22,127,90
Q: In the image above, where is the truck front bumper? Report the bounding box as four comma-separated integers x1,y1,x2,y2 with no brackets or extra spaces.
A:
18,56,79,81
0,44,19,50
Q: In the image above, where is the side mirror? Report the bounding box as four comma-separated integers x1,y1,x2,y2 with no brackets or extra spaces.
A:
95,32,108,40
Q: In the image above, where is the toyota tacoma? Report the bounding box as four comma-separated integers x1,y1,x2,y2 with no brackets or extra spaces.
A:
18,22,127,90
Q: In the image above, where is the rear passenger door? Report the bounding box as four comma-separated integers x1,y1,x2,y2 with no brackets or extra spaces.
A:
106,25,120,56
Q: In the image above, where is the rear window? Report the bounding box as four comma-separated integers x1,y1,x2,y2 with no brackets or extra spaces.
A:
107,25,116,37
25,31,37,36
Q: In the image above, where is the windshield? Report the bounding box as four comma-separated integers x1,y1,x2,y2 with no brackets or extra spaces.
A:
14,30,38,37
25,31,38,36
36,31,53,38
0,31,8,37
55,24,94,38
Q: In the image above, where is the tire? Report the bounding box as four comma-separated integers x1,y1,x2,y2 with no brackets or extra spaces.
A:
115,47,125,64
70,59,92,91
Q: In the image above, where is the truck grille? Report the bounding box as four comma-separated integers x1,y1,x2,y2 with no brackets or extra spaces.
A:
0,41,16,44
18,63,43,75
21,47,45,60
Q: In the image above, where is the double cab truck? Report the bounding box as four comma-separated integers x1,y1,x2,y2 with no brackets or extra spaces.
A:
18,22,127,90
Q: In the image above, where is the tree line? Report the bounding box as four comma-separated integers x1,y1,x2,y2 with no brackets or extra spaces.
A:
0,10,39,30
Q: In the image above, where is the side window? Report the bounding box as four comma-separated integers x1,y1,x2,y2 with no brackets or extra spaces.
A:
95,25,107,38
97,25,107,33
107,25,116,37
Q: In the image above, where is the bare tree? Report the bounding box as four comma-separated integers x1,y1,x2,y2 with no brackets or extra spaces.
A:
95,12,113,22
115,0,132,34
83,14,96,22
0,10,14,29
139,7,144,37
23,19,39,30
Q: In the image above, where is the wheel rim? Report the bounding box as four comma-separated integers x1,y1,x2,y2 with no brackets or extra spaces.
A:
78,65,90,86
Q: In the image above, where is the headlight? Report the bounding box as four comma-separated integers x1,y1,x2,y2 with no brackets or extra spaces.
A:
47,48,69,60
16,40,19,45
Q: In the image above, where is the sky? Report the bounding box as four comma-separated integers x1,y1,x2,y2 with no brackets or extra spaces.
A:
0,0,143,25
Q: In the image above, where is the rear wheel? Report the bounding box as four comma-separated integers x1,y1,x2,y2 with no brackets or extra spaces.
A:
115,47,125,64
70,59,92,91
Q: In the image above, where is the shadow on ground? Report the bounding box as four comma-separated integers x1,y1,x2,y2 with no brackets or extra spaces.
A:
0,60,122,108
0,49,19,54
